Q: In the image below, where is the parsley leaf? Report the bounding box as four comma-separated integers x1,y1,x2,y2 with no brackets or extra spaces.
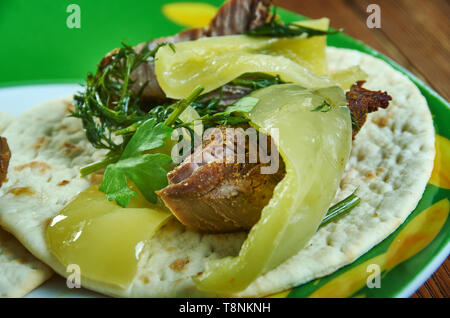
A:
99,118,173,207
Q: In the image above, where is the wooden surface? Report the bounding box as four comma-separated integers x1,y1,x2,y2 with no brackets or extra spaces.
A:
274,0,449,298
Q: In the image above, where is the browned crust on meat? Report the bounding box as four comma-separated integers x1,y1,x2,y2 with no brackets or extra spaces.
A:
0,137,11,188
157,126,285,233
157,160,285,233
346,81,392,138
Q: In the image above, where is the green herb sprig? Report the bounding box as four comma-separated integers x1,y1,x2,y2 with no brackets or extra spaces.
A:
351,114,361,131
99,118,173,207
72,42,171,153
312,100,333,112
184,96,259,128
246,7,341,38
230,73,283,90
320,190,361,227
79,85,204,177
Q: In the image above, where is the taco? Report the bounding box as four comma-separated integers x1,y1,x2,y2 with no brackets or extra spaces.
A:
0,0,435,297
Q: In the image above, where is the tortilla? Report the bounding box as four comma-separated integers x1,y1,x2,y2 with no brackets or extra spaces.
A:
0,48,435,297
0,112,53,298
0,228,53,297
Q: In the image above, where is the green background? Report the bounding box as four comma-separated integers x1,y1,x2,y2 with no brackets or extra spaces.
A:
0,0,224,86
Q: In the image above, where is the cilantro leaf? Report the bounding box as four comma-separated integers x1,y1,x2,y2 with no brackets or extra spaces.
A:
99,118,174,207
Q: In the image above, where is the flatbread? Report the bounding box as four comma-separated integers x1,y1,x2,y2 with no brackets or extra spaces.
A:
0,48,435,297
0,111,53,298
0,229,53,297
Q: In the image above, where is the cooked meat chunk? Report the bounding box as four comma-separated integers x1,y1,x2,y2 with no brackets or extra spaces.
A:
347,81,392,138
0,137,11,188
156,127,285,233
99,0,272,103
208,0,272,36
149,0,272,48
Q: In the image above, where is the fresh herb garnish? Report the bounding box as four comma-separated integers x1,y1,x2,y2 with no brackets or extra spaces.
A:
312,100,333,112
164,86,205,126
187,73,281,130
99,118,173,207
246,7,340,38
320,190,361,227
230,73,283,90
72,42,171,153
78,85,204,177
185,96,259,128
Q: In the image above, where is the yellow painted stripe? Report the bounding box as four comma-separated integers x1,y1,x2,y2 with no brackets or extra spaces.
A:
429,134,450,189
308,199,449,297
162,2,217,28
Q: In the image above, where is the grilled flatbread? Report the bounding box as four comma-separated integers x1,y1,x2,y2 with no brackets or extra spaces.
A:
0,111,53,298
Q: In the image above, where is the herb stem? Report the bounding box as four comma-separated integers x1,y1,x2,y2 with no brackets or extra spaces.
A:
320,190,360,227
114,121,143,136
119,57,132,106
80,153,121,177
164,85,204,126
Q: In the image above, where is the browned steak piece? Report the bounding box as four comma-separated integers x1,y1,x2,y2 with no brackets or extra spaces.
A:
156,126,285,233
347,81,392,138
99,0,272,104
150,0,272,46
0,137,11,188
